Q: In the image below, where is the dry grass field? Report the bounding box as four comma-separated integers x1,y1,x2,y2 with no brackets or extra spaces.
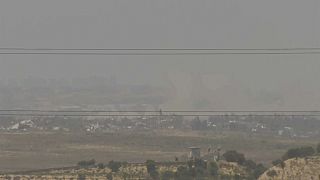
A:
0,130,317,172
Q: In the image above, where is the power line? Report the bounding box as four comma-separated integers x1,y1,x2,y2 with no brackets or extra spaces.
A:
0,114,319,117
1,52,320,55
1,48,320,55
1,48,320,51
0,110,320,113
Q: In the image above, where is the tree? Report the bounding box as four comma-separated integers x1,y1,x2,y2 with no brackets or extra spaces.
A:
193,159,206,178
108,161,122,173
282,146,315,160
146,160,158,179
208,161,219,176
194,159,207,169
175,166,193,180
190,117,207,130
223,150,246,165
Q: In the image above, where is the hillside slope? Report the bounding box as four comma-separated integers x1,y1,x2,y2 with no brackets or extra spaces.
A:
259,156,320,180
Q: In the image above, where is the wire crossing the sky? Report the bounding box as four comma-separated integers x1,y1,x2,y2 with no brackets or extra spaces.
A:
1,47,320,55
1,48,320,51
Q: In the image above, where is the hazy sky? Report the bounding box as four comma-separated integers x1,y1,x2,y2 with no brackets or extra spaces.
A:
0,0,320,108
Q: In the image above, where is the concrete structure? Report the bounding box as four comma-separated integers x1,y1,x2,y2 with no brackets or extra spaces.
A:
188,147,201,160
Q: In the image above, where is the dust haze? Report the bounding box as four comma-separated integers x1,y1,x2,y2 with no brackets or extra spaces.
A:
1,0,320,110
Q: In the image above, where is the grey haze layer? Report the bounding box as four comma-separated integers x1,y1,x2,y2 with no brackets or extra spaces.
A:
0,0,319,110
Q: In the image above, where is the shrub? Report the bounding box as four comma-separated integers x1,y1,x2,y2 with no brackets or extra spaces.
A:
175,166,193,180
220,174,233,180
317,143,320,153
223,150,246,165
146,160,157,174
77,174,86,180
194,159,207,169
253,164,267,179
77,159,96,167
208,161,219,176
244,160,257,170
108,161,122,172
146,160,158,179
97,163,105,169
280,161,286,169
266,170,277,177
106,173,113,180
272,159,282,166
282,146,315,160
161,170,174,180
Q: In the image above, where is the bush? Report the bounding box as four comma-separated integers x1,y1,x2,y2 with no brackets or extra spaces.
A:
97,163,105,169
220,174,233,180
272,159,282,166
108,161,122,172
146,160,157,174
146,160,158,179
77,159,96,167
266,170,277,177
282,146,315,160
280,161,286,169
244,160,257,170
161,170,174,180
106,173,113,180
223,150,246,165
175,166,193,180
78,174,86,180
253,164,267,179
194,159,207,169
208,161,219,176
317,143,320,153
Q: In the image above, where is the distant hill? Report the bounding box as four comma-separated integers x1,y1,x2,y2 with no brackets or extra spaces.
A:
259,155,320,180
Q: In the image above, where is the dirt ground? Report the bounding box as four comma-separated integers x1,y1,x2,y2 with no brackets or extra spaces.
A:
0,130,316,172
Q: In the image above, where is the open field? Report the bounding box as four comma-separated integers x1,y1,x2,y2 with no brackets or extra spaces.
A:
0,130,317,172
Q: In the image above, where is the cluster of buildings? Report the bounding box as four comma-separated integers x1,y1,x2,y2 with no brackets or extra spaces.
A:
0,112,319,138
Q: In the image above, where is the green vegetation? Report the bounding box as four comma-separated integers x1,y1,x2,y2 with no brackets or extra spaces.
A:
70,149,267,179
266,170,277,177
146,160,159,179
108,160,122,173
253,164,267,179
208,161,219,176
221,150,267,179
261,143,320,179
271,159,282,166
223,150,245,165
77,174,86,180
160,170,175,180
282,146,315,160
97,163,105,169
77,159,96,167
